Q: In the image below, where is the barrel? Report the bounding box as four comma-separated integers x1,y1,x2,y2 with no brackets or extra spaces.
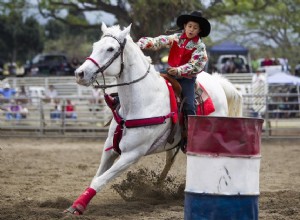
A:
184,116,264,220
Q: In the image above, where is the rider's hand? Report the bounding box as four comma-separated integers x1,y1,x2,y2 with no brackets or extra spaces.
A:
137,38,153,49
167,67,179,76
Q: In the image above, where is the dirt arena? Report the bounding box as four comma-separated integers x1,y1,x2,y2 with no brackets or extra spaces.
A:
0,137,299,220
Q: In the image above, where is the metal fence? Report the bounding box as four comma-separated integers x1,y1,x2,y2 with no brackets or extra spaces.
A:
1,76,299,138
0,97,111,137
243,93,300,138
1,94,299,138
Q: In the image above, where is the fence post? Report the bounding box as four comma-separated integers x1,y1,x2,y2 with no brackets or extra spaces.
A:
184,116,264,220
39,98,45,135
265,94,271,137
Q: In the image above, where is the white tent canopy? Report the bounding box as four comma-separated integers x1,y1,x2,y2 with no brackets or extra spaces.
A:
267,72,300,85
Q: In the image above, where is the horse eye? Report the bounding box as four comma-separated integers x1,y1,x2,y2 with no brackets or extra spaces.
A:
107,47,114,52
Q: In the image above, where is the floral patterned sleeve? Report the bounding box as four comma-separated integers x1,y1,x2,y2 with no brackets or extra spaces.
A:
137,34,178,50
178,41,208,77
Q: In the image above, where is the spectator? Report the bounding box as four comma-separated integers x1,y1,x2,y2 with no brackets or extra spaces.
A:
233,56,244,72
16,85,30,104
50,99,61,120
0,83,16,103
251,56,260,73
279,57,289,72
223,57,235,73
252,69,266,84
273,58,280,65
5,100,28,120
261,55,273,66
64,99,77,119
45,85,58,103
89,87,103,112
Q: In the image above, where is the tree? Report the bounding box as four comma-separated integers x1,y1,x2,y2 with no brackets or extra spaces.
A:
205,0,300,71
37,0,204,62
43,8,99,61
37,0,202,40
0,1,44,63
18,0,300,70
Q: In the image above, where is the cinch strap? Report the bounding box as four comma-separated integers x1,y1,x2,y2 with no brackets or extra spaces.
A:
103,80,177,155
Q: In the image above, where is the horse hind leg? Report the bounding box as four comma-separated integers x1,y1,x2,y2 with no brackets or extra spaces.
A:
157,148,179,184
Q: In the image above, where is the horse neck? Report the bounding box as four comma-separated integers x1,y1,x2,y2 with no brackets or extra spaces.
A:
116,43,163,116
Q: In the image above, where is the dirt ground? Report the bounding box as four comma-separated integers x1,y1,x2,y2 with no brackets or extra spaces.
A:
0,137,299,220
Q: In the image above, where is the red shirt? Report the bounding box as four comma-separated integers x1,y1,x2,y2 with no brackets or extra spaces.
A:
66,105,74,112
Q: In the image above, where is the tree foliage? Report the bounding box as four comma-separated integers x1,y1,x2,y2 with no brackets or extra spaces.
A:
1,0,299,70
209,0,300,69
36,0,300,68
37,0,205,40
0,1,44,63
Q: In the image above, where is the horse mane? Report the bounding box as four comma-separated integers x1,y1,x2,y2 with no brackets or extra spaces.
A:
102,25,153,65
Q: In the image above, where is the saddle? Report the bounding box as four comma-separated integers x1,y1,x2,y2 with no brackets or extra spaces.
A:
160,73,215,152
160,73,213,116
160,74,201,152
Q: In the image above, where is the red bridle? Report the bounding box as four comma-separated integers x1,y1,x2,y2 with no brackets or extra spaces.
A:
86,34,126,78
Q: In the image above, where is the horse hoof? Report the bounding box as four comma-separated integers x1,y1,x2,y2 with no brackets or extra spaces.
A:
63,206,82,216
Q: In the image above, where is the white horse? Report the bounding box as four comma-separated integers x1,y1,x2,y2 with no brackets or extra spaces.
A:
64,23,243,215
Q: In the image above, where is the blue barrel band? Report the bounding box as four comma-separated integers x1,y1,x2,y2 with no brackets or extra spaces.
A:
184,192,258,220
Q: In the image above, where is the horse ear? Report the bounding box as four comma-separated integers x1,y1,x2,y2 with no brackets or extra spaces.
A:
120,24,132,40
101,22,108,33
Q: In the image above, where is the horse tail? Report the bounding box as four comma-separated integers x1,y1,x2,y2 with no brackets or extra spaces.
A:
213,73,243,117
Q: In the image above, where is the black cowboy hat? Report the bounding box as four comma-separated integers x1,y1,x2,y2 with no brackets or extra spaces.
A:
176,11,211,37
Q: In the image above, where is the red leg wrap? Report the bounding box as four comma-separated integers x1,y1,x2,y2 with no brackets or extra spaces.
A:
72,187,96,214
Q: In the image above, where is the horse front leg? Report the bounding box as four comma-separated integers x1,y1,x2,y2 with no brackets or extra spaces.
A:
64,151,142,215
94,149,119,177
94,122,119,177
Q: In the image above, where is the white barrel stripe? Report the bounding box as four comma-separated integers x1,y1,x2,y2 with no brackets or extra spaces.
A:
185,155,260,195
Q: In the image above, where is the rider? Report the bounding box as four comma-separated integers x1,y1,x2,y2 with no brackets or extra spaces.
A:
137,11,211,117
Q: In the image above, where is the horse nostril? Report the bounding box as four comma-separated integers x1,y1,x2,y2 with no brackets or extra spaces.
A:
77,71,84,79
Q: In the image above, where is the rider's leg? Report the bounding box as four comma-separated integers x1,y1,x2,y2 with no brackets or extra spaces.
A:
177,77,196,116
177,77,196,152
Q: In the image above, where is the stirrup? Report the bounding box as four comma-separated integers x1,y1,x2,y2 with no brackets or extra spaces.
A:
64,206,82,215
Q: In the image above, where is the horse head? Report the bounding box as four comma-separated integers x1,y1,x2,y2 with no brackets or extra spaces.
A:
75,23,131,86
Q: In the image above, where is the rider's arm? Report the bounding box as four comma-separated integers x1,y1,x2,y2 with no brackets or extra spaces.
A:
177,40,208,77
137,34,179,50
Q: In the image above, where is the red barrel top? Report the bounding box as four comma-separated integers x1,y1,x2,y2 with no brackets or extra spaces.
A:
187,116,263,157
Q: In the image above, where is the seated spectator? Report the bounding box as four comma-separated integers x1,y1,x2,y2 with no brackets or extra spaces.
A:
16,85,30,104
45,85,58,103
6,100,28,120
0,83,16,103
89,87,103,112
64,99,77,119
233,56,244,72
223,58,235,73
50,99,61,120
